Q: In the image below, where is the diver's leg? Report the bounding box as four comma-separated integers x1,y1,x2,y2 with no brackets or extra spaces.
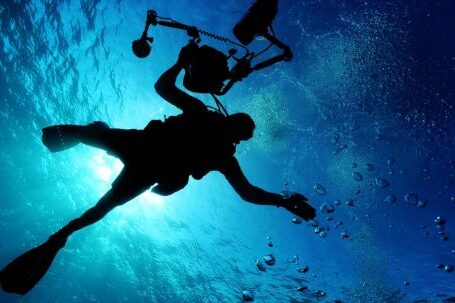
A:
78,122,137,150
0,172,150,295
58,190,136,237
51,169,151,244
42,125,84,152
55,186,147,242
42,122,141,155
42,122,109,153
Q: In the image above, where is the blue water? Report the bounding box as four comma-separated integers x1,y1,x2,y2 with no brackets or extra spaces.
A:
1,0,454,302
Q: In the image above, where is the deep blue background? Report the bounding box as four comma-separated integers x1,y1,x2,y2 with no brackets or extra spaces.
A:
1,0,454,302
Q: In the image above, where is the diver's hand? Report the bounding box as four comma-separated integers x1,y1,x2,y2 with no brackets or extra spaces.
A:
176,41,198,68
281,193,316,221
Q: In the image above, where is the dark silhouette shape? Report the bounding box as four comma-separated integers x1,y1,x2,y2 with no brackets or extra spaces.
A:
183,44,230,94
233,0,278,45
0,43,315,296
132,0,293,96
0,234,66,295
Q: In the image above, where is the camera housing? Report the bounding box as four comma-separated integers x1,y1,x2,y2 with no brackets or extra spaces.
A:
132,39,151,58
183,45,230,94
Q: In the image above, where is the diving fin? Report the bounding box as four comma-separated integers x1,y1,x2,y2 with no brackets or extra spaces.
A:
0,234,67,295
42,125,81,153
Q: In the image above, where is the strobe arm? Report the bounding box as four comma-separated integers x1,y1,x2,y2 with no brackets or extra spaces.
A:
146,10,200,39
133,10,200,59
154,21,199,39
252,32,293,71
216,33,293,95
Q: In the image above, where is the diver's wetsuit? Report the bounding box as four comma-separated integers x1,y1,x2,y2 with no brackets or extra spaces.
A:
0,42,315,298
78,108,235,196
53,108,236,238
49,52,315,241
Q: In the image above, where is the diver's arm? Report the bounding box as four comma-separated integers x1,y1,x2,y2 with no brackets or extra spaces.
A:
219,157,316,220
154,46,206,113
219,157,284,205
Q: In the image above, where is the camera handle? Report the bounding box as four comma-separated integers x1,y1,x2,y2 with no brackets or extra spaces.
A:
152,21,200,40
253,32,293,68
216,33,293,96
138,10,200,47
142,10,249,50
138,10,293,97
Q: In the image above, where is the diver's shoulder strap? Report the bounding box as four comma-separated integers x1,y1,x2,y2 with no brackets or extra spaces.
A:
210,93,228,116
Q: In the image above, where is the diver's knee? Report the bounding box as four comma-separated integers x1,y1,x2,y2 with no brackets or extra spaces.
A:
103,186,141,208
78,121,110,143
82,121,109,134
88,121,110,130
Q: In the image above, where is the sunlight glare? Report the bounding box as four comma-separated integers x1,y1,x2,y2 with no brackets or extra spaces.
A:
88,151,166,210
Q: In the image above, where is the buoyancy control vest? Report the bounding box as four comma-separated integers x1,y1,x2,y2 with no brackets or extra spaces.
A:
144,109,236,195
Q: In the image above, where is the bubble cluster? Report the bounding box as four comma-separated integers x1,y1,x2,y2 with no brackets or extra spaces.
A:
383,194,397,204
256,260,266,272
242,290,254,302
314,183,327,196
375,178,390,189
263,254,276,266
297,265,309,273
352,172,363,181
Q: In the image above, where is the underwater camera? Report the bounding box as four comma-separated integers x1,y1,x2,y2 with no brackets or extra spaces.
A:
133,0,292,96
132,38,153,58
182,45,230,94
131,10,157,58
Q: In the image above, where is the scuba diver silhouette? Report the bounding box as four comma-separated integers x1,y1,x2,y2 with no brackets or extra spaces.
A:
0,42,315,296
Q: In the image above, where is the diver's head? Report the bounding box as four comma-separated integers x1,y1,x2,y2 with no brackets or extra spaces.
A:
183,45,230,94
226,113,255,144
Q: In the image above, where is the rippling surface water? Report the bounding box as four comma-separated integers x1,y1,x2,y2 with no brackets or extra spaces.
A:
1,0,454,302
